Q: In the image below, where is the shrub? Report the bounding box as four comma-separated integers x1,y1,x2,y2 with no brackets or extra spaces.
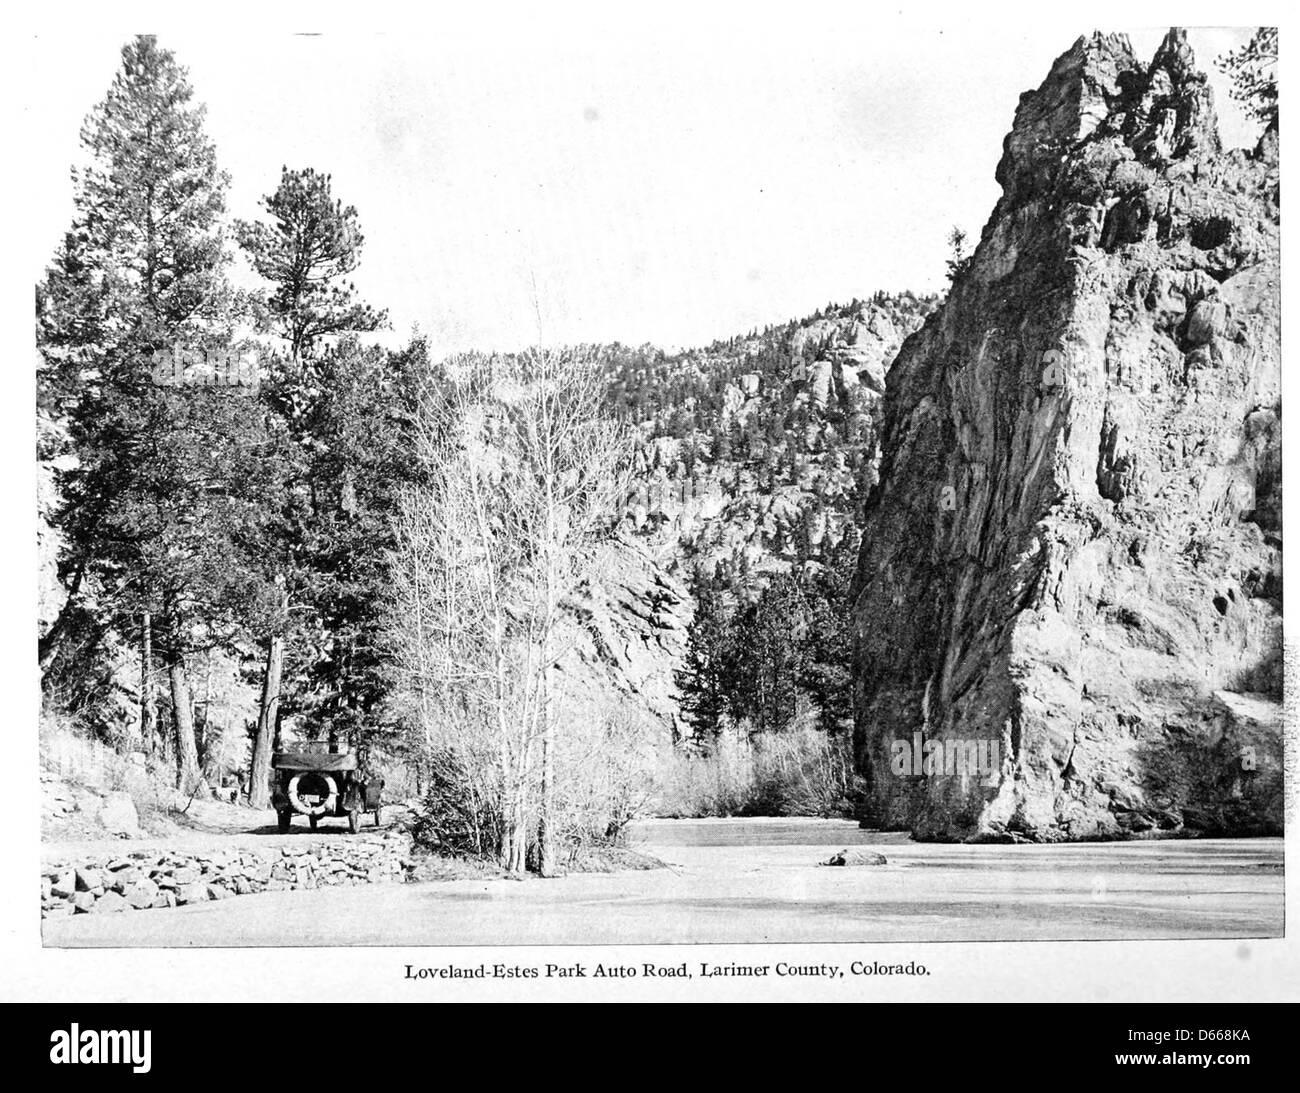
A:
407,746,499,858
653,723,859,818
551,704,657,862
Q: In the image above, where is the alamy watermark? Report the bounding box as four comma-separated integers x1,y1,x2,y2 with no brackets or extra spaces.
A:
148,345,259,390
888,733,1000,784
887,736,1263,785
49,1024,151,1074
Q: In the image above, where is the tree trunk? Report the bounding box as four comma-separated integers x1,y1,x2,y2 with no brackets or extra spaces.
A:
38,560,89,676
508,799,528,875
167,647,202,794
499,777,529,875
537,670,557,877
141,612,156,756
197,650,213,768
248,586,287,809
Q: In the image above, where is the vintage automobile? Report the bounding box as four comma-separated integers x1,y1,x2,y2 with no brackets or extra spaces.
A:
271,743,384,834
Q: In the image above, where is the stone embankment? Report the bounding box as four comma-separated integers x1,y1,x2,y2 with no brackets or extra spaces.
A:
41,830,414,919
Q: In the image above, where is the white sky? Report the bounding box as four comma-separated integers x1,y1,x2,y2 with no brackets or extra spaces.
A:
20,12,1261,356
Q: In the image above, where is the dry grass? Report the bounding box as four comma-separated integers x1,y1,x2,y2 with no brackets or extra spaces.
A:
653,725,859,819
40,710,188,834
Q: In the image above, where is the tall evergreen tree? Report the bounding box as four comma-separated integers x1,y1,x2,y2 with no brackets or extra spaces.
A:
729,573,806,733
236,166,392,803
674,569,732,747
283,336,427,749
38,36,276,791
798,529,858,735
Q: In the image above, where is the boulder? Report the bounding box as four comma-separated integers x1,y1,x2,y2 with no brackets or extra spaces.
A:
91,891,130,914
98,792,140,837
245,861,273,884
176,882,209,905
124,879,159,910
823,849,888,867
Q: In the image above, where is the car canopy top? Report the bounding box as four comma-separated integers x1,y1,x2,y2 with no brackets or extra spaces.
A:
271,751,358,772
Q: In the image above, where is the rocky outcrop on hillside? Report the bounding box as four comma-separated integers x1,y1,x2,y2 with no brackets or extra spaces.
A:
620,295,935,581
851,30,1281,841
559,537,691,742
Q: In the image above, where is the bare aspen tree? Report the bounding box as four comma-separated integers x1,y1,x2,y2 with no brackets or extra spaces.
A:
388,347,630,873
513,348,631,875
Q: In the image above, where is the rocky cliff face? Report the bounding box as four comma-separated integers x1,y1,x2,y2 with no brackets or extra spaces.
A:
851,30,1281,841
557,537,691,743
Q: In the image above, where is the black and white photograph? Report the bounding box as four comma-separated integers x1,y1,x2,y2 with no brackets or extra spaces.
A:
3,1,1296,1010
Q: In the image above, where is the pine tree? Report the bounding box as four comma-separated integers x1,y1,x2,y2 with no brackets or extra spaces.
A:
798,529,858,735
38,36,282,784
1218,28,1278,133
38,36,278,791
714,424,732,463
681,437,697,478
795,511,816,564
674,570,731,747
946,226,972,283
288,336,426,749
728,573,806,733
236,166,390,803
236,167,386,362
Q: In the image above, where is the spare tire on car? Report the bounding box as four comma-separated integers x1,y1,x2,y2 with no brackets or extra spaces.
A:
269,744,379,834
287,771,337,816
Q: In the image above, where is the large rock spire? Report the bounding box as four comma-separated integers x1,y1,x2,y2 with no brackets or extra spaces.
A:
851,29,1281,841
